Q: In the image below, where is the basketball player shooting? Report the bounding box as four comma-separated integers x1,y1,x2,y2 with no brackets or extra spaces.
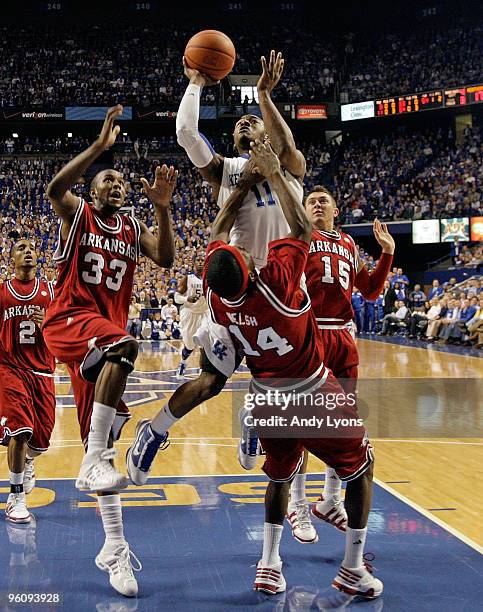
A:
127,50,307,484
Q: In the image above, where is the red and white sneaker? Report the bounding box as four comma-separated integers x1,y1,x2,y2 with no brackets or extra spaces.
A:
5,493,31,524
311,495,347,532
253,560,286,595
332,563,383,599
286,500,319,543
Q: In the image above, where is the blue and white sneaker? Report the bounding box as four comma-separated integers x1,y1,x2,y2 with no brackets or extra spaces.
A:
126,420,169,486
176,362,186,378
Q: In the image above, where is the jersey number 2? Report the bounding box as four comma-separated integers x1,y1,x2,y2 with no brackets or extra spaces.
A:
19,320,36,345
320,256,350,290
82,253,128,292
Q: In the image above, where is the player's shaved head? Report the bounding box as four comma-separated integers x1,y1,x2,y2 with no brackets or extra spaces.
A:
233,114,266,153
91,169,124,191
206,249,244,299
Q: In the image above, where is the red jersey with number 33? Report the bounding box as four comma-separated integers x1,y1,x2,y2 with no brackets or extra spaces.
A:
205,238,326,382
0,277,55,373
305,229,360,326
46,199,140,327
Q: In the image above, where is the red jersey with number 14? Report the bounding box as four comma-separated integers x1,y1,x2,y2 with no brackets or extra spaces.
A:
0,277,55,373
46,199,140,328
205,238,327,383
305,228,360,326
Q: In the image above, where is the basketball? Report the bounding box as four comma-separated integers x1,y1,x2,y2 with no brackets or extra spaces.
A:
184,30,236,81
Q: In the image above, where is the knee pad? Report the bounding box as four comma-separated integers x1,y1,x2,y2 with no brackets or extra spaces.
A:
105,351,135,374
81,340,107,383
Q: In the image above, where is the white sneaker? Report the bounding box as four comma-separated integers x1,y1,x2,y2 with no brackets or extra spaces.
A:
312,496,348,532
5,492,31,524
286,500,318,543
253,559,286,594
24,458,36,495
76,449,128,492
333,564,383,599
95,542,142,597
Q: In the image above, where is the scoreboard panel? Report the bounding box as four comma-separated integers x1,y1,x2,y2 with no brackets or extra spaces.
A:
375,90,443,117
444,84,483,107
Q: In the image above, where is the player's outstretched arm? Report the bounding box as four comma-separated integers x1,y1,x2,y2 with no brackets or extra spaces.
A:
355,220,395,300
176,59,224,193
139,165,178,268
46,105,123,224
210,159,261,243
251,140,310,243
257,50,305,179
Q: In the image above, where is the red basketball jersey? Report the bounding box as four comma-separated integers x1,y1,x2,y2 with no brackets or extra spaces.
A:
205,239,327,383
0,277,55,373
47,199,140,328
305,228,360,327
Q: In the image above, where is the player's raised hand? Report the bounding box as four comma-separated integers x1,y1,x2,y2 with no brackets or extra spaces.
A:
373,218,395,254
257,50,284,94
141,165,178,210
249,139,281,178
29,306,45,328
238,156,264,189
96,105,123,150
182,57,219,87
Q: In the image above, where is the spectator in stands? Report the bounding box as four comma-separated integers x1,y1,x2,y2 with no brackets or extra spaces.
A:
408,297,441,339
150,313,165,341
393,281,406,303
428,279,444,299
127,296,142,339
351,288,364,334
451,237,462,265
382,280,398,316
161,298,178,330
439,298,477,344
409,284,426,309
426,296,449,340
436,299,461,342
379,300,409,335
467,296,483,348
393,267,409,288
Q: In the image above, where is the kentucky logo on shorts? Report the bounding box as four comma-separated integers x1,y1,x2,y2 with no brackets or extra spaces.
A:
212,341,228,361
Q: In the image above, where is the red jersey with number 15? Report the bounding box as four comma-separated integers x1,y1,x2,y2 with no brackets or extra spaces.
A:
305,228,360,327
46,199,140,328
0,277,55,373
205,239,327,384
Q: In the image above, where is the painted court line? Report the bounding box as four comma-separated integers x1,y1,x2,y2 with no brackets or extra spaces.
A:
0,471,480,554
374,477,483,555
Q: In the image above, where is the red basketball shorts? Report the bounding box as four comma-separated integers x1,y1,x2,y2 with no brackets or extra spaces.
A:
0,364,56,452
319,327,359,392
43,308,133,447
258,369,373,483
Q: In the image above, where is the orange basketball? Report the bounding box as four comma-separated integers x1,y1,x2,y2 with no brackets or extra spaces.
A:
184,30,236,81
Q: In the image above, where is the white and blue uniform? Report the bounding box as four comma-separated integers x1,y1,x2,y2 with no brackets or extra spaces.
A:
217,155,304,268
179,273,208,351
194,155,304,375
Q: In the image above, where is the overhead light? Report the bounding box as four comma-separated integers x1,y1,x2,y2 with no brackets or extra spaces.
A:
122,132,128,136
12,133,18,138
67,132,72,137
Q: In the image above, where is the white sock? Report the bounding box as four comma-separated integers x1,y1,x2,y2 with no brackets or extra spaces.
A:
151,402,179,436
323,467,342,501
261,523,283,566
343,527,367,569
290,473,307,504
86,402,116,455
98,493,126,551
9,471,24,485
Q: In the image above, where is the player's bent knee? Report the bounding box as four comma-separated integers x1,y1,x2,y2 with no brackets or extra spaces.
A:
105,339,139,374
198,371,226,399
